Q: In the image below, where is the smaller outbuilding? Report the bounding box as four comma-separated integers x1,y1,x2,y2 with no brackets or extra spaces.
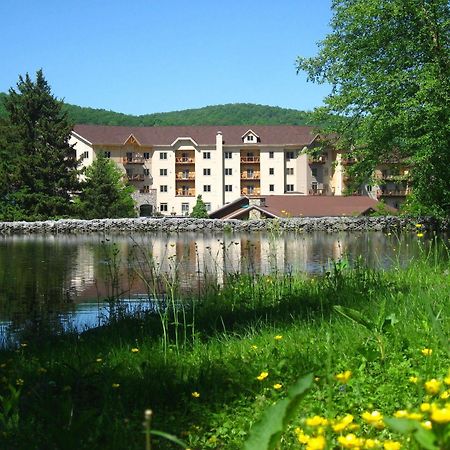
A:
209,195,395,219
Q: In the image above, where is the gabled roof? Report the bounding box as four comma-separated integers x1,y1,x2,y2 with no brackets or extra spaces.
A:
124,133,141,146
72,125,317,147
210,195,395,219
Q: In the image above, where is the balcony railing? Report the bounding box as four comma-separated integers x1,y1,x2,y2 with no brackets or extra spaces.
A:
241,188,261,196
240,172,260,179
377,189,409,198
176,189,196,197
175,157,195,163
175,173,195,180
122,156,144,164
240,156,260,163
127,174,145,182
309,189,326,196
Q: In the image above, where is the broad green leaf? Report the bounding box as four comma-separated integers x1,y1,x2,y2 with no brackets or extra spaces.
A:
243,373,313,450
150,430,187,448
385,418,439,450
384,417,419,433
333,305,375,331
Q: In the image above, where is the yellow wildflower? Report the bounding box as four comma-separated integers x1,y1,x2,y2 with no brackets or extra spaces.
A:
295,428,310,444
415,223,423,228
16,378,24,386
424,379,441,395
112,383,120,388
440,390,450,400
420,402,431,412
306,415,328,427
362,411,384,429
409,376,419,384
96,358,102,363
256,371,269,381
273,383,282,390
335,370,352,383
406,412,422,420
20,343,28,347
131,348,139,353
251,345,258,350
394,410,408,418
274,335,283,340
430,406,450,424
337,433,363,448
306,435,326,450
191,391,200,398
444,374,450,386
332,414,354,432
383,441,401,450
417,233,424,238
421,420,432,430
421,348,432,356
364,439,381,448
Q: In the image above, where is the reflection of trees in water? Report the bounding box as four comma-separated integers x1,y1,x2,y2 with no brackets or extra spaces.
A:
0,238,78,340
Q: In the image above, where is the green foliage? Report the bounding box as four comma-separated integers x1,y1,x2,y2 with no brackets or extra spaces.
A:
76,155,136,219
243,373,313,450
0,70,80,220
190,195,209,218
297,0,450,217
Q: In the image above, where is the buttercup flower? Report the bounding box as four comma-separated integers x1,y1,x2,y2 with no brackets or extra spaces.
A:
415,223,423,228
421,420,432,430
361,411,384,429
332,414,354,432
421,348,432,356
424,379,441,395
409,376,419,384
417,233,424,238
273,383,282,390
131,348,139,353
274,335,283,340
112,383,120,388
306,435,326,450
364,438,381,448
257,371,269,381
337,433,363,448
383,440,401,450
306,415,328,427
430,406,450,424
335,370,352,383
191,391,200,398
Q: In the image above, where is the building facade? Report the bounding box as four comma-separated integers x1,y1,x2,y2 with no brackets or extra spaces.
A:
70,124,404,216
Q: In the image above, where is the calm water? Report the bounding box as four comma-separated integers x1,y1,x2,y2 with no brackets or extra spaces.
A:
0,230,442,344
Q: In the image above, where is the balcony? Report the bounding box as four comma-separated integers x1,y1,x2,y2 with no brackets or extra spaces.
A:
127,174,145,182
240,172,260,180
175,173,195,180
175,157,195,164
240,156,260,163
308,155,327,164
122,156,144,164
176,188,196,197
341,157,357,165
241,188,261,196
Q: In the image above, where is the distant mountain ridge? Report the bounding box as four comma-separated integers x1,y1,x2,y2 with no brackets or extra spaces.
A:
0,92,317,127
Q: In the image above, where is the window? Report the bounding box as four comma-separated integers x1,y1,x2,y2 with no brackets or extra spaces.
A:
160,152,167,160
160,168,167,176
203,152,211,159
203,168,211,176
247,168,254,178
311,168,318,177
104,151,111,158
225,185,233,192
224,152,232,159
247,185,254,194
286,168,294,176
225,168,232,176
160,185,168,193
269,151,274,159
144,152,150,160
181,203,189,216
205,203,211,212
269,168,274,175
269,184,274,192
144,168,150,176
203,185,211,192
286,184,294,192
81,151,89,159
367,185,373,192
126,152,133,161
246,135,254,141
286,151,295,160
160,203,168,212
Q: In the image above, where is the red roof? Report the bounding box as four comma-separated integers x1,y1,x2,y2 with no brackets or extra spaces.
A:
211,195,394,218
72,124,317,147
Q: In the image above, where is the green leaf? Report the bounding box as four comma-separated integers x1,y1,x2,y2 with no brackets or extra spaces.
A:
333,305,375,331
385,418,439,450
150,430,187,448
384,417,419,434
243,373,313,450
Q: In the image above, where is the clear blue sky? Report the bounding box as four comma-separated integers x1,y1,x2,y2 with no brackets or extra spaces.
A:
0,0,332,115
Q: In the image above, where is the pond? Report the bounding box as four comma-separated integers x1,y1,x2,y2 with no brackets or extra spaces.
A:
0,230,442,345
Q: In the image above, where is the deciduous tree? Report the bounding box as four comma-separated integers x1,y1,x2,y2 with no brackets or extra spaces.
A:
190,195,209,218
297,0,450,216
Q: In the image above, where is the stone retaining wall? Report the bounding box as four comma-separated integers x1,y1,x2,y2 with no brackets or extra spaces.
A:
0,216,447,235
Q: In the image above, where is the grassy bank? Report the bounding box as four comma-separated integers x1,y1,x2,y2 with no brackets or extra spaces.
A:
0,239,449,449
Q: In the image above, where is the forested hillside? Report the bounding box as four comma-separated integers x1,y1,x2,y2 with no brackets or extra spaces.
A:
0,92,315,126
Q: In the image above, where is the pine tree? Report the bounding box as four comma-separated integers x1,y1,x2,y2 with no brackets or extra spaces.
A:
190,195,209,218
3,70,80,219
76,154,136,219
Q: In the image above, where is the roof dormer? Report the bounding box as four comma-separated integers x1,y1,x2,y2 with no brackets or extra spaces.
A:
241,129,260,144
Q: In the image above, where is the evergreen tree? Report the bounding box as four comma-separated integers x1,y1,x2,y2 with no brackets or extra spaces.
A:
190,195,209,218
76,154,136,219
3,70,80,219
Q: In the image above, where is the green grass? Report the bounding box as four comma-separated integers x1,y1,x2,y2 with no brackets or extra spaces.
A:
0,239,449,449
